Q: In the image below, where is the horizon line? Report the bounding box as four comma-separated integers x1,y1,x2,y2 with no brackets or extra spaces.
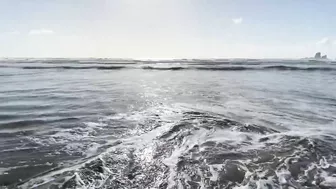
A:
0,57,332,61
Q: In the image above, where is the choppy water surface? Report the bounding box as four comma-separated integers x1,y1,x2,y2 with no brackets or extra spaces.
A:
0,59,336,189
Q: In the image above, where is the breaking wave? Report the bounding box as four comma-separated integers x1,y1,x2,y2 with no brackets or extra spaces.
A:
16,106,336,189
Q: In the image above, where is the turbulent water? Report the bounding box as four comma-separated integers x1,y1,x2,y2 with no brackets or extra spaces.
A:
1,59,336,189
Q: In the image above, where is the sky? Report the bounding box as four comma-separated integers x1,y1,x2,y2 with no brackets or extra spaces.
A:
0,0,335,59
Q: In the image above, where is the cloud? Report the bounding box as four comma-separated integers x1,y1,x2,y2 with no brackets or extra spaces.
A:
316,37,332,45
232,17,243,24
29,29,54,35
7,31,20,35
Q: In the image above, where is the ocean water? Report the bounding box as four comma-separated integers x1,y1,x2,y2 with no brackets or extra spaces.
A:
0,59,336,189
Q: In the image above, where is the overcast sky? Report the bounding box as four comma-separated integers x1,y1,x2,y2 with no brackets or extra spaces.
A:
0,0,335,59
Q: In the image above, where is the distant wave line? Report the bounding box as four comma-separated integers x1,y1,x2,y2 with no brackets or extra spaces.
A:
22,66,127,70
0,65,335,71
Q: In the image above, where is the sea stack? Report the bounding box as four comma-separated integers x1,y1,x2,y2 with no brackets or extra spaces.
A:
314,52,321,59
322,55,327,59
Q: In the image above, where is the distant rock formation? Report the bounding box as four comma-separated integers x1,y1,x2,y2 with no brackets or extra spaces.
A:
314,52,321,59
313,52,328,59
302,52,329,62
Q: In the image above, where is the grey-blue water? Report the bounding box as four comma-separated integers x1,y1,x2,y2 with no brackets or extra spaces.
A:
1,59,336,189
